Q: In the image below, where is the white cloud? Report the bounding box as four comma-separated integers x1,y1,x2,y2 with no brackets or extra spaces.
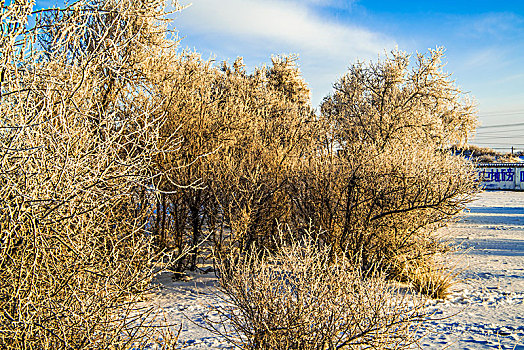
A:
462,48,505,69
174,0,396,106
471,13,521,37
177,0,390,56
282,0,355,10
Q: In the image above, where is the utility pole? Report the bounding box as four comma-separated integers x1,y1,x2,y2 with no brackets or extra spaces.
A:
511,146,514,155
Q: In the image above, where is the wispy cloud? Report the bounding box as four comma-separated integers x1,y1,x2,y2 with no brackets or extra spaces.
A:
174,0,395,106
177,0,391,55
462,48,506,69
472,13,522,36
282,0,356,10
452,12,524,40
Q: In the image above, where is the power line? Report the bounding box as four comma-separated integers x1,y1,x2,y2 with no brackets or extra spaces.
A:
476,128,524,133
477,122,524,129
480,147,524,149
477,109,524,117
475,136,524,139
471,143,524,146
480,148,524,151
478,111,524,117
472,134,523,139
474,132,523,136
477,125,524,131
469,145,524,151
473,136,523,140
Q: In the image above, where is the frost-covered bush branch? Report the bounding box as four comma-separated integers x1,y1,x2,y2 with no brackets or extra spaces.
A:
205,230,429,349
1,0,186,347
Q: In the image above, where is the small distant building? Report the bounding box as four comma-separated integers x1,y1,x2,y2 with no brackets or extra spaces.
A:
477,163,524,190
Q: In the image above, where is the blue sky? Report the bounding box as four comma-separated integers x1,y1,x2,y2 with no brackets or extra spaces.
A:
33,0,524,151
172,0,524,152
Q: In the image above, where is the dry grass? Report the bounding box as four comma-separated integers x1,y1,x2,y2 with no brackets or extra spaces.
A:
407,262,461,299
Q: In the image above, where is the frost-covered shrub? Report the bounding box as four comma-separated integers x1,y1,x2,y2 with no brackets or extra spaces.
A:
289,49,480,285
0,0,183,347
207,231,429,350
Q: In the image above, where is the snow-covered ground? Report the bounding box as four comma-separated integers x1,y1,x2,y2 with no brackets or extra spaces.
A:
142,191,524,349
421,191,524,349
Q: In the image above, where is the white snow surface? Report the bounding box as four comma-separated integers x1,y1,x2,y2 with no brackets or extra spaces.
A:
420,191,524,349
141,191,524,349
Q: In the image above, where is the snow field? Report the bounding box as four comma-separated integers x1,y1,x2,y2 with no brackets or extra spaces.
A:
142,191,524,349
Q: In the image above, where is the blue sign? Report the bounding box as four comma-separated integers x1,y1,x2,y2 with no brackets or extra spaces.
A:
478,168,515,183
